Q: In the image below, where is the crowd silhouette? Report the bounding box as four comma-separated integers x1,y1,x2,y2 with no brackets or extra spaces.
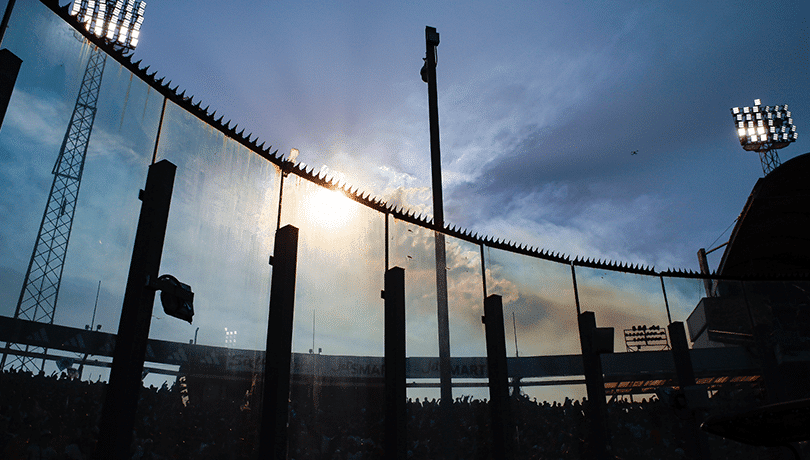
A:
0,368,800,459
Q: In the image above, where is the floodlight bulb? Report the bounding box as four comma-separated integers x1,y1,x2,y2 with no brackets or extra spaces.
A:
748,128,756,136
732,107,740,114
738,128,746,137
754,99,761,106
760,134,767,141
743,107,750,114
784,104,789,110
130,37,138,47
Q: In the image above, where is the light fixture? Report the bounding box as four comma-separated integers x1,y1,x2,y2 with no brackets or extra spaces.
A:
730,99,799,175
69,0,146,50
148,274,194,323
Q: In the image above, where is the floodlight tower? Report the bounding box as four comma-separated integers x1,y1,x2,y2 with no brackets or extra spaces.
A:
731,99,798,175
0,0,146,373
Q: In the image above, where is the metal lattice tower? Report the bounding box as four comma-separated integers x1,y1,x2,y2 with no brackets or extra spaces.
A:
1,45,107,372
1,0,147,373
758,148,782,176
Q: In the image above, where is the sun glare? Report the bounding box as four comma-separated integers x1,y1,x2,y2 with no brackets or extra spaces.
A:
304,187,357,230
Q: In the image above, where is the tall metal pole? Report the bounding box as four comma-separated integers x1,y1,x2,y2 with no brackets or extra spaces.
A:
423,25,454,455
0,0,17,47
384,267,406,460
95,160,176,460
577,311,611,460
258,225,300,460
668,321,712,459
484,295,514,459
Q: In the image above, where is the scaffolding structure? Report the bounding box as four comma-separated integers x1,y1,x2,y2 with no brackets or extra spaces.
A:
1,0,146,373
1,46,107,372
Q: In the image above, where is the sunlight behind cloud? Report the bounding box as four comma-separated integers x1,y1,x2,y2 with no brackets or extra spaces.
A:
303,186,357,232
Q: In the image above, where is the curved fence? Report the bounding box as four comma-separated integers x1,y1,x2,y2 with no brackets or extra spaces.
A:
0,2,806,458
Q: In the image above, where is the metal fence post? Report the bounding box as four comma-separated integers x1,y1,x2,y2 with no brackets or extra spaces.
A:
484,294,514,458
384,267,406,459
258,224,299,459
95,159,176,459
578,311,611,460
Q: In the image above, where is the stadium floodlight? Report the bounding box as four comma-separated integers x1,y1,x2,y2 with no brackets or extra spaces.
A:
70,0,146,50
730,99,799,175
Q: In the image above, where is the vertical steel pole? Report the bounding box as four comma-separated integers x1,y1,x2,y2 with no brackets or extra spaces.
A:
95,160,176,460
696,248,713,298
578,311,610,460
669,322,711,459
0,49,22,130
384,267,406,460
0,0,16,47
258,224,299,459
423,26,453,455
483,294,514,459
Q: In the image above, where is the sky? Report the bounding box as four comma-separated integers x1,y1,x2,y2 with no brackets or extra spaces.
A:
0,0,808,393
130,0,808,270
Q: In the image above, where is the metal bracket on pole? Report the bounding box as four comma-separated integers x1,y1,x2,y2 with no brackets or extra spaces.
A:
258,224,299,460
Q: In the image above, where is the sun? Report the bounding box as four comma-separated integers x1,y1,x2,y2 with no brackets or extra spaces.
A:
304,187,357,231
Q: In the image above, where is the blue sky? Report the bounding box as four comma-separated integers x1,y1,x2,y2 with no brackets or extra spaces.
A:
128,0,808,270
0,1,808,386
